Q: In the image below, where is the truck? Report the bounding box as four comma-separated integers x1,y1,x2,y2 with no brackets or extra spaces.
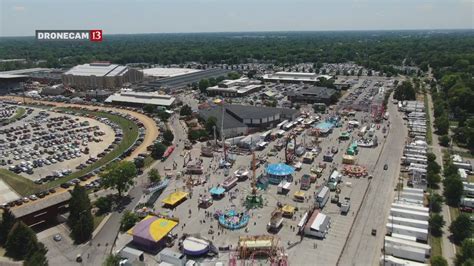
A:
300,175,311,190
315,186,330,209
323,152,335,162
340,197,350,214
386,223,428,242
390,208,429,221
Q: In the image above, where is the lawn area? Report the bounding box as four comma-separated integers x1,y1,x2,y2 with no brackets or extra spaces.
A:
143,155,156,168
93,213,107,230
449,207,460,221
0,108,139,196
0,107,25,125
424,95,433,145
0,169,44,197
430,235,442,258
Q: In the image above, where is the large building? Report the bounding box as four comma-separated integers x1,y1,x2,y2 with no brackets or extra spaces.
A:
142,67,202,79
199,104,299,138
287,86,338,105
206,77,264,97
145,68,230,91
62,62,143,90
105,90,175,108
263,72,333,84
0,68,63,94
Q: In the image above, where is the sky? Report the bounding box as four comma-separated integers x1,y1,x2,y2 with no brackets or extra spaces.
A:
0,0,473,37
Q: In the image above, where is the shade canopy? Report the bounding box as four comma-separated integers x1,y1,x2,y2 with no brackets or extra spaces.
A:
209,187,226,195
162,191,188,206
266,163,295,176
128,215,178,242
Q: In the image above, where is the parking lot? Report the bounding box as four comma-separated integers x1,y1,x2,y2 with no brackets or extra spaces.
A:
0,107,116,183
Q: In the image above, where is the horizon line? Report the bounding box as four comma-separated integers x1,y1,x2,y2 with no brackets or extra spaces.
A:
1,28,473,38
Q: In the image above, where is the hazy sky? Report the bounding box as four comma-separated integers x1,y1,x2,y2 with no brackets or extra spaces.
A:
1,0,473,36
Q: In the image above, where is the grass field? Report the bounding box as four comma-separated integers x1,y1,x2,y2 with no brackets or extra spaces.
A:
93,213,107,230
449,207,460,221
0,107,25,125
0,169,44,197
0,108,139,196
430,235,442,258
424,94,433,145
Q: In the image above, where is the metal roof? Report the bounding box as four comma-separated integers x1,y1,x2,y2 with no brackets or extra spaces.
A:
10,192,71,218
64,63,128,77
105,91,175,107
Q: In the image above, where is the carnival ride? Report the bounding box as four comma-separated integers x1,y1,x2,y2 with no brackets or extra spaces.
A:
284,133,297,164
217,209,250,230
244,153,264,209
235,235,288,266
342,164,368,177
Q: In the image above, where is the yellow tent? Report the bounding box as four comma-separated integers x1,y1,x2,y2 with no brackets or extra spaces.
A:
128,215,178,242
294,191,305,198
162,191,189,206
281,205,295,216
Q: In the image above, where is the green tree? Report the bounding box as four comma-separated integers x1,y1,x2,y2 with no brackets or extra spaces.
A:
156,110,171,122
95,196,113,215
247,70,257,79
429,213,445,237
151,142,167,159
148,168,161,183
427,172,442,188
435,114,450,135
455,238,474,266
394,80,416,101
205,116,218,135
5,222,39,260
198,79,210,94
120,211,140,232
439,135,451,147
180,104,192,116
449,214,473,244
163,130,174,145
24,243,48,266
443,175,464,207
134,157,145,169
431,256,448,266
100,161,137,198
103,254,122,266
0,209,16,245
227,72,241,80
143,104,155,114
68,185,94,243
429,193,444,213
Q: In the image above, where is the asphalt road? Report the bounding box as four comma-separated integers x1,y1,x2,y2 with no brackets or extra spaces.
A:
338,94,407,266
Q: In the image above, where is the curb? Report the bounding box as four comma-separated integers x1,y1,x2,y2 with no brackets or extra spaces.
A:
92,213,112,239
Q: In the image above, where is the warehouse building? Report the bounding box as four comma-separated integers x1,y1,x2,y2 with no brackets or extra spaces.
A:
105,90,175,108
0,68,64,94
262,72,333,84
62,62,143,90
199,104,299,138
207,77,264,97
145,68,230,91
142,67,202,79
287,86,338,105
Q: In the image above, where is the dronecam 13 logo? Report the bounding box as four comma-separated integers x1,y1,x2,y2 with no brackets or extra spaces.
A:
36,30,103,42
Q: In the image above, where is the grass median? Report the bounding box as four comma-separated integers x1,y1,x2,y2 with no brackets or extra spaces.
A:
0,108,139,196
430,235,442,258
424,94,433,145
